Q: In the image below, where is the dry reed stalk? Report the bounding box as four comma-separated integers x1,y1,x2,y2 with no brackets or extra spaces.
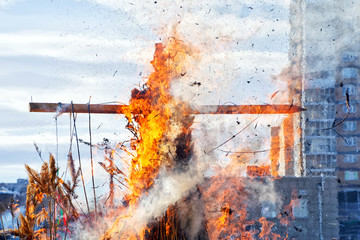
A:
71,102,91,220
0,212,6,239
11,154,79,240
67,152,79,189
88,101,98,218
9,198,17,229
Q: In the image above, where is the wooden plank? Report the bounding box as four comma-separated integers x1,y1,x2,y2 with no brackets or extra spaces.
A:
29,102,127,114
192,105,305,114
29,102,305,115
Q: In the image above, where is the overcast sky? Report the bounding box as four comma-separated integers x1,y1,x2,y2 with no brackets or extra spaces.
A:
0,0,291,183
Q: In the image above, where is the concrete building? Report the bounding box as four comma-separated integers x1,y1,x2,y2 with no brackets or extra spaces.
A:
0,178,28,209
203,176,338,239
302,1,360,239
335,52,360,239
259,0,360,238
260,177,338,240
241,1,349,238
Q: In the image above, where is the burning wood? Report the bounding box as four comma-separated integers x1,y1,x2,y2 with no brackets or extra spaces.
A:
247,165,271,177
18,36,302,240
96,39,204,240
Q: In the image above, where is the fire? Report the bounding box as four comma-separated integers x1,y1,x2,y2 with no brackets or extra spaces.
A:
277,190,298,227
123,42,174,202
13,35,301,240
96,30,297,240
101,35,195,239
202,176,256,240
258,217,281,240
247,165,271,177
123,39,193,202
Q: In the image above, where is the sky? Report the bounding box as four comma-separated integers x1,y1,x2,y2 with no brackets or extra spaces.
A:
0,0,291,183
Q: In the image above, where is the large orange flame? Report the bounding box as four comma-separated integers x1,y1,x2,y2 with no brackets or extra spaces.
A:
101,36,194,239
99,32,297,240
202,177,256,240
123,38,194,203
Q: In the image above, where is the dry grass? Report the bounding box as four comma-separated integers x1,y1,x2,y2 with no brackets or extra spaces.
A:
6,154,79,240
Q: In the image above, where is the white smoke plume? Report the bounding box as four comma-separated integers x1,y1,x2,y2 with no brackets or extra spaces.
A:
88,0,291,106
69,0,291,239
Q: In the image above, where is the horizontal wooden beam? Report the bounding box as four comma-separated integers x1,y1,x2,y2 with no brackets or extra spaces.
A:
29,102,127,114
29,102,305,115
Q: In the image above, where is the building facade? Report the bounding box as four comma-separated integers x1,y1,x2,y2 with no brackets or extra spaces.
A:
302,1,360,239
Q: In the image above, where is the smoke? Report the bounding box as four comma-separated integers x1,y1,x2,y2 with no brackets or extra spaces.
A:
129,165,204,227
68,120,284,239
88,0,290,106
304,1,360,88
67,1,294,238
245,177,282,210
103,141,218,239
89,0,265,36
70,152,213,239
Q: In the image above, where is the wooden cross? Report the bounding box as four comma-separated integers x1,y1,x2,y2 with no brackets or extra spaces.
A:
29,102,304,114
29,101,304,177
